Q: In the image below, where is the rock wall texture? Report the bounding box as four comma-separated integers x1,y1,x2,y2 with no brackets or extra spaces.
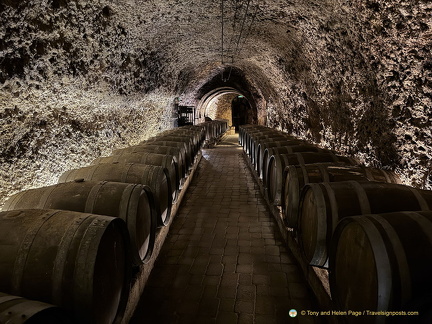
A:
0,0,177,206
206,93,236,123
1,0,431,205
261,0,432,189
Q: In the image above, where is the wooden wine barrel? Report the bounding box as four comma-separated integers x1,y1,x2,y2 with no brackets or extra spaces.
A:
213,119,228,136
91,152,179,203
144,136,195,159
158,130,203,151
215,120,227,136
262,145,333,185
255,139,307,177
197,122,215,140
239,125,270,148
298,181,432,267
176,125,206,144
140,141,191,169
177,124,206,132
244,129,280,155
206,120,224,138
239,125,265,146
240,126,272,150
0,292,74,324
247,132,287,157
248,134,295,166
112,145,186,180
266,152,358,205
215,119,229,134
3,180,156,265
199,121,227,140
160,134,200,157
0,209,131,324
58,163,172,227
284,164,401,228
329,211,432,322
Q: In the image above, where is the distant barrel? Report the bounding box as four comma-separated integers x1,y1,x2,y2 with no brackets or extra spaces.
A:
266,152,358,205
58,163,171,227
162,131,203,150
0,292,74,324
239,125,271,151
262,145,331,184
0,209,131,324
197,122,215,140
91,153,179,203
150,133,201,155
3,180,156,265
243,128,280,155
112,145,186,180
283,164,401,228
143,136,195,163
140,141,191,169
248,134,297,166
298,181,432,267
197,121,227,140
255,139,308,177
238,125,267,146
329,211,432,322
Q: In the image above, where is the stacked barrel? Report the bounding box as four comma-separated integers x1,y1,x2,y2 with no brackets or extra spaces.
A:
240,124,432,323
0,120,227,324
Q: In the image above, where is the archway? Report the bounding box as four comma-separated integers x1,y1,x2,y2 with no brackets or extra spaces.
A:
196,87,256,130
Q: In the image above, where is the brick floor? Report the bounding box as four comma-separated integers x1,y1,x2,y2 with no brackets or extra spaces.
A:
130,134,320,324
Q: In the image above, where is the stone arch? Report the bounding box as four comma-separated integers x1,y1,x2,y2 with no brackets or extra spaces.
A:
196,87,256,128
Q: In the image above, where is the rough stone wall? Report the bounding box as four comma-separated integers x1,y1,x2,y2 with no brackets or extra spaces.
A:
252,0,432,189
206,93,235,123
351,0,432,188
0,0,176,206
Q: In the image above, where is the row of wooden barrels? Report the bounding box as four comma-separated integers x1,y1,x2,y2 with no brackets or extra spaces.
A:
240,124,432,322
0,120,228,324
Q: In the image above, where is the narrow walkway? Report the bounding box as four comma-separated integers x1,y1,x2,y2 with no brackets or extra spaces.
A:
131,134,319,324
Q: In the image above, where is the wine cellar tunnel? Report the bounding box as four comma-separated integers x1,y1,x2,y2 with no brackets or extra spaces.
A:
1,0,432,323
